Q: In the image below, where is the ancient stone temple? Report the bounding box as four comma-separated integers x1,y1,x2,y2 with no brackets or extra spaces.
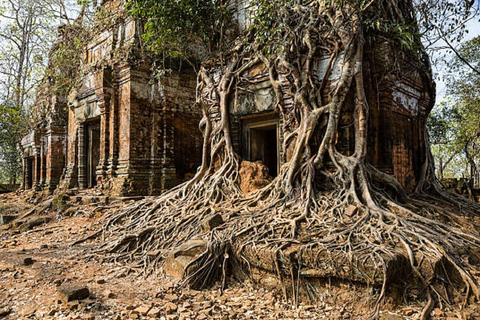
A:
19,25,73,193
20,97,67,193
20,0,202,196
21,0,429,197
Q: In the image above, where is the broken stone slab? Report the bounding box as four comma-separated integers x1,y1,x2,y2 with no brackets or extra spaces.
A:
200,214,224,232
57,285,90,304
344,205,358,217
16,217,52,229
164,239,206,280
164,302,177,314
134,305,151,316
147,307,161,317
164,294,178,301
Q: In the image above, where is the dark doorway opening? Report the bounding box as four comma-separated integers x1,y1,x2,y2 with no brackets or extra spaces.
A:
26,157,33,189
41,155,46,184
243,118,279,177
85,120,100,188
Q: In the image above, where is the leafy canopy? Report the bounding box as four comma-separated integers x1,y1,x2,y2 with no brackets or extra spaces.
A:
126,0,225,59
428,35,480,180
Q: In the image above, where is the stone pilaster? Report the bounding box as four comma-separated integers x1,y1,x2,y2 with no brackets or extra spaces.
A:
33,148,41,190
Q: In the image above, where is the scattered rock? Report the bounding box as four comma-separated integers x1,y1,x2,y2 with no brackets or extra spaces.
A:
18,305,37,317
197,313,208,320
67,300,80,310
57,285,90,304
164,294,178,301
134,305,151,316
344,205,358,216
165,302,177,314
95,278,105,284
23,257,34,265
147,307,161,317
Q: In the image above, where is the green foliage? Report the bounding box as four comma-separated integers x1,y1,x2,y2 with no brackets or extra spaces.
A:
428,36,480,181
126,0,226,60
364,18,420,52
0,102,25,184
248,0,290,53
46,26,89,96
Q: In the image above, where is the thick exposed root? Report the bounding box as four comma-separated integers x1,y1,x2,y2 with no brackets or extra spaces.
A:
90,158,480,317
77,0,480,316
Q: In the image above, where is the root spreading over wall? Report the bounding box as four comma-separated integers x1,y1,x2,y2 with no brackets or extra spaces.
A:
83,0,480,316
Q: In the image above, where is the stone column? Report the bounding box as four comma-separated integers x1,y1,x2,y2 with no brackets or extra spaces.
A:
21,157,26,190
24,158,32,189
108,89,118,174
40,139,46,187
78,123,87,189
33,148,41,190
45,127,67,193
98,91,111,184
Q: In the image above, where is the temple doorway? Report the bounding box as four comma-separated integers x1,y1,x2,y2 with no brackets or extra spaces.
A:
243,118,279,177
85,120,100,188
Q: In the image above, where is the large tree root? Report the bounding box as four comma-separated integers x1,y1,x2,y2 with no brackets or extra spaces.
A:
77,0,480,317
88,159,480,317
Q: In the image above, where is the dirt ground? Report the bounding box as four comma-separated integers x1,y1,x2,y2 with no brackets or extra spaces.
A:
1,192,479,319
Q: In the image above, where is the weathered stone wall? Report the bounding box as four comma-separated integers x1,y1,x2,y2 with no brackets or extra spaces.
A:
19,25,87,194
56,1,202,196
22,0,203,196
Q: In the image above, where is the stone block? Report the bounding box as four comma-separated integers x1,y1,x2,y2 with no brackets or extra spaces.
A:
164,239,206,280
57,285,90,304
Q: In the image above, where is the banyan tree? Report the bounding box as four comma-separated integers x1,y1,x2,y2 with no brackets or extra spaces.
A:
92,0,480,315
